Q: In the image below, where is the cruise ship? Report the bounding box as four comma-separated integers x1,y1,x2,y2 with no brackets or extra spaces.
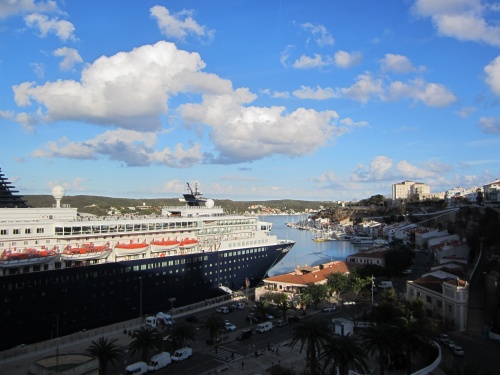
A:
0,169,295,350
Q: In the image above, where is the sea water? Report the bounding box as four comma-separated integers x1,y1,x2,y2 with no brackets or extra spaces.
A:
262,215,359,277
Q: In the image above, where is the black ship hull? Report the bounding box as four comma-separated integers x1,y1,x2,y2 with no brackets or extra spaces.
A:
0,242,293,350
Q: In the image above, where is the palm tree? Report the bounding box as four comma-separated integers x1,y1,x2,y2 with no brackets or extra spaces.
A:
128,326,159,362
322,334,368,375
392,316,423,375
253,299,274,321
168,322,196,349
290,316,332,375
360,323,396,375
86,337,123,375
202,314,225,345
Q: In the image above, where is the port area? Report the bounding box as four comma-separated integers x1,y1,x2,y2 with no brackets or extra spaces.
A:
0,293,307,375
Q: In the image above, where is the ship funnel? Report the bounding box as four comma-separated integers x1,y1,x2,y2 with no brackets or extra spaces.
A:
52,185,66,208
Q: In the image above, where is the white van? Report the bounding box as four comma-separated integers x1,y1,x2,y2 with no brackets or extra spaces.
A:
256,321,273,333
147,352,171,371
123,361,148,375
145,316,158,328
171,347,192,362
377,281,393,289
156,312,175,325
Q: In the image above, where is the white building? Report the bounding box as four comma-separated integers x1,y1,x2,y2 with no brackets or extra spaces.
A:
392,180,431,201
484,179,500,203
406,276,469,331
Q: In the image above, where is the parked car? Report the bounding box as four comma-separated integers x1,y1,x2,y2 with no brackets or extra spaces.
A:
439,334,450,345
246,314,261,323
216,307,229,314
224,322,236,331
451,345,464,357
274,319,287,327
231,302,245,310
322,306,336,313
236,329,253,340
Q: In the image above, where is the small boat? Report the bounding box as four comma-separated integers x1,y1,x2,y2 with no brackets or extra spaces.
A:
350,236,374,245
150,238,180,252
60,242,112,260
179,238,198,249
0,248,59,267
114,240,149,256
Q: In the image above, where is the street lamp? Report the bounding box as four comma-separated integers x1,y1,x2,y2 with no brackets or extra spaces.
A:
139,277,143,318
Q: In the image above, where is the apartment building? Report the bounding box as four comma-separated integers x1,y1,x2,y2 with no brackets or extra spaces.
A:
484,179,500,203
406,276,469,331
392,180,431,201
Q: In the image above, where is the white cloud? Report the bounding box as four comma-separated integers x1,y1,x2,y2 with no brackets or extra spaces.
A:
13,41,224,131
32,129,203,167
301,23,334,47
341,73,384,104
484,56,500,95
396,160,436,179
280,45,294,67
150,5,214,42
351,156,394,182
479,117,500,134
334,50,362,68
387,78,456,107
179,92,341,163
0,0,59,19
53,47,82,70
292,53,334,69
412,0,500,46
30,62,45,78
292,86,339,100
24,13,76,41
380,53,419,74
457,106,476,118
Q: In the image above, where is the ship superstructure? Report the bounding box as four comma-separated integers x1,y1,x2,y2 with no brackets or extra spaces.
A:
0,170,294,349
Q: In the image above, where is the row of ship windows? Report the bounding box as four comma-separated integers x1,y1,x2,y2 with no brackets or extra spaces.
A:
1,250,268,286
0,228,44,235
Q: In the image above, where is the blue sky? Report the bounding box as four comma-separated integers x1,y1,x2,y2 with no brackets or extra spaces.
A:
1,0,500,202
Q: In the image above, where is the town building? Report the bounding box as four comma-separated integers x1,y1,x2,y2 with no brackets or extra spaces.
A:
346,248,387,267
255,261,350,302
483,179,500,203
406,276,469,331
391,180,431,201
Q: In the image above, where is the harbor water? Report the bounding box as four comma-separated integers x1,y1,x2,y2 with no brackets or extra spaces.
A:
262,215,359,277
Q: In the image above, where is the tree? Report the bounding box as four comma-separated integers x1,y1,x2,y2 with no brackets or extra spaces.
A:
302,283,328,309
86,337,123,375
476,188,484,206
168,322,196,349
322,334,368,375
202,314,225,345
290,316,332,375
272,292,292,320
392,316,423,375
361,323,396,375
128,326,159,362
253,299,275,320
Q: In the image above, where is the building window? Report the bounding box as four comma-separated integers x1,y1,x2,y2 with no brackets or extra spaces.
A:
426,296,431,303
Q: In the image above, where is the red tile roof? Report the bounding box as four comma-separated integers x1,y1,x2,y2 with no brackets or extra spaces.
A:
264,261,350,286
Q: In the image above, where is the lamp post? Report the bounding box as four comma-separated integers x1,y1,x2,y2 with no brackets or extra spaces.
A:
139,277,143,318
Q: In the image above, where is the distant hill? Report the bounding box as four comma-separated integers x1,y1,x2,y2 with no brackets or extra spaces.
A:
23,195,326,216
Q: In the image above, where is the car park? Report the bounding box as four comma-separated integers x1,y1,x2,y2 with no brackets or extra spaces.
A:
322,306,336,312
246,314,261,323
224,322,236,331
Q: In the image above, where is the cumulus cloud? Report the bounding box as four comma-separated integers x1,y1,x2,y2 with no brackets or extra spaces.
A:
24,13,76,41
292,53,334,69
150,5,214,42
396,160,437,179
301,23,334,47
53,47,83,70
179,91,342,163
479,117,500,134
412,0,500,46
0,0,59,19
341,73,384,104
32,129,203,167
13,41,222,131
380,53,421,74
293,86,339,100
334,50,362,68
351,156,394,182
484,56,500,95
386,78,456,107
